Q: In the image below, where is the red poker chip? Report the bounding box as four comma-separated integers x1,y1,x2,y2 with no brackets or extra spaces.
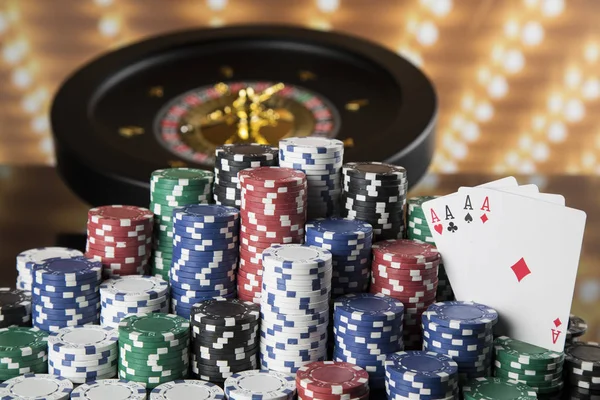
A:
237,292,260,304
296,361,369,395
88,205,153,226
240,224,304,238
239,167,306,187
371,285,437,302
237,274,260,288
87,234,152,247
239,184,307,195
240,231,303,245
238,265,263,278
240,218,306,232
242,199,307,212
239,257,263,271
372,264,439,277
239,247,263,262
371,255,439,270
87,222,152,236
372,278,438,292
86,253,149,265
372,239,440,264
241,189,307,202
237,268,262,281
240,208,306,219
240,239,281,252
372,271,438,283
86,242,151,255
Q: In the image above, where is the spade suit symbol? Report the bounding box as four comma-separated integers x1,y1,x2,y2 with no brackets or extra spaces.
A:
464,213,473,223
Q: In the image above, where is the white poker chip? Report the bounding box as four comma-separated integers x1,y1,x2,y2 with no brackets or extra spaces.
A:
0,373,73,400
100,276,169,301
70,379,146,400
224,370,296,400
16,247,84,269
279,137,344,154
261,244,332,269
150,380,224,400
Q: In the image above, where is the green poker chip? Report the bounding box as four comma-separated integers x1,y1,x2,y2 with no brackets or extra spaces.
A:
0,327,48,357
494,336,565,366
118,336,189,352
493,360,563,376
463,377,537,400
119,313,189,342
118,369,187,388
120,357,188,371
151,168,214,183
0,355,47,369
494,367,562,385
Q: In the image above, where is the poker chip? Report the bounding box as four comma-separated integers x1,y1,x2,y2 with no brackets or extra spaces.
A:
150,379,225,400
223,370,296,400
150,168,214,281
564,342,600,393
462,377,537,400
0,373,73,399
296,361,370,399
567,314,588,344
16,248,84,292
70,379,147,400
99,275,169,328
0,327,49,381
118,313,190,389
0,288,31,329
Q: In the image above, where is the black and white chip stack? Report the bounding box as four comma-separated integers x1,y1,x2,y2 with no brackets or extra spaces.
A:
190,297,260,384
16,247,84,292
0,288,31,328
566,314,588,348
565,342,600,399
341,162,407,241
213,143,279,208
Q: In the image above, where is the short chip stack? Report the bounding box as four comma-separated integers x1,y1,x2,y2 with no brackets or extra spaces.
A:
385,351,459,399
86,205,154,278
278,137,344,219
463,377,537,400
170,205,239,318
0,288,31,328
31,257,102,332
0,327,48,381
407,197,454,302
16,247,83,292
333,293,404,390
371,239,440,349
71,379,147,400
99,275,169,329
423,301,497,383
260,244,332,374
224,370,297,400
213,143,279,208
566,314,588,348
0,374,73,399
150,168,214,281
296,361,370,400
190,298,260,384
565,342,600,398
341,162,407,241
238,167,307,303
47,325,118,383
151,380,224,400
118,313,190,389
304,218,373,298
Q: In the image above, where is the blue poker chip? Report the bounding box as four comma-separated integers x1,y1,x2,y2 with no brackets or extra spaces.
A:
33,257,102,281
385,351,458,385
421,316,489,337
422,341,492,360
335,341,400,356
172,227,237,239
334,329,399,345
387,377,458,396
334,293,404,323
32,286,98,299
173,235,238,247
305,218,373,238
34,274,100,287
387,383,456,400
171,248,238,261
34,314,99,330
334,313,403,330
33,303,100,317
333,348,387,364
423,334,493,352
259,329,327,345
304,237,372,252
260,280,329,293
33,293,100,306
422,330,489,345
171,219,239,231
170,267,234,280
423,301,498,330
173,204,239,223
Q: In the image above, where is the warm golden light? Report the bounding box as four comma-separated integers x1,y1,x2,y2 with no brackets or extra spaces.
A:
206,0,228,11
316,0,340,13
98,15,120,38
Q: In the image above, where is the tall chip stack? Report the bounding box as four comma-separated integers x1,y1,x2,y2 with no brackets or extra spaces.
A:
150,168,214,281
260,244,332,374
341,162,407,241
565,342,600,398
0,288,31,328
118,313,190,389
296,361,370,400
86,205,154,278
224,370,297,400
213,143,279,208
407,197,454,302
190,298,260,384
99,275,169,329
384,351,459,400
278,137,344,219
422,301,498,383
370,239,440,349
332,293,404,390
31,257,102,332
170,205,239,318
566,314,588,348
463,377,537,400
16,248,83,292
237,167,307,303
47,325,118,383
0,327,49,380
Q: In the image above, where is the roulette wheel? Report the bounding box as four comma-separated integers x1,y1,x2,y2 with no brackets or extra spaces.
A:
51,25,437,207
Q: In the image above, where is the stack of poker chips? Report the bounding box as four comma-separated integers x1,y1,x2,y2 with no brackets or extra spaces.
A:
0,327,49,380
118,313,190,389
371,239,440,349
190,298,260,384
16,247,83,292
565,342,600,398
31,257,102,332
463,377,537,400
422,301,498,382
47,325,118,383
238,167,307,303
341,162,407,241
0,288,31,328
260,244,332,374
213,143,279,208
305,218,372,298
151,380,224,399
296,361,370,400
0,374,73,399
170,205,239,318
224,370,297,400
566,313,588,348
384,351,459,400
493,336,565,396
99,275,169,329
278,137,344,219
72,379,147,400
407,197,455,302
333,293,404,390
150,168,214,281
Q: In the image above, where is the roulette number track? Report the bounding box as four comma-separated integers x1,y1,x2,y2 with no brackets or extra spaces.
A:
51,25,437,206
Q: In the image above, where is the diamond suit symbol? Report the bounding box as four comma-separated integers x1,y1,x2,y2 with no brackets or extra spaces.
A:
511,257,531,282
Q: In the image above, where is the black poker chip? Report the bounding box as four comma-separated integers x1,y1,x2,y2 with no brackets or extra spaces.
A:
568,314,588,340
342,175,406,186
0,288,31,315
194,354,258,367
342,200,404,212
343,162,407,181
342,183,408,196
216,144,279,162
191,298,260,326
216,157,278,169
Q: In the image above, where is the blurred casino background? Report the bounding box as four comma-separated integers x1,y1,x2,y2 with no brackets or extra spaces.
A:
1,0,600,339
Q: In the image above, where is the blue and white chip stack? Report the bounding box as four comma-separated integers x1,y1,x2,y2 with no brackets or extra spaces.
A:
384,351,459,400
170,205,240,318
279,137,344,220
422,301,498,383
16,247,84,292
260,244,333,375
99,275,169,329
47,325,118,384
333,293,404,390
31,257,102,332
305,218,373,298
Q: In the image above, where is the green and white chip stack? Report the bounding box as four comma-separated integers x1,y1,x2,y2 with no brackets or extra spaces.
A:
0,327,48,381
150,168,214,281
407,196,454,302
463,377,537,400
118,313,190,389
493,336,565,396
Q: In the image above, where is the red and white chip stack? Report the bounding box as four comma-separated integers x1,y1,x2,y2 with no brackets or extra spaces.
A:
237,167,307,303
85,205,154,278
370,239,441,350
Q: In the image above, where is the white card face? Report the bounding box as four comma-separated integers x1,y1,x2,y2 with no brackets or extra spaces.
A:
458,187,586,351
